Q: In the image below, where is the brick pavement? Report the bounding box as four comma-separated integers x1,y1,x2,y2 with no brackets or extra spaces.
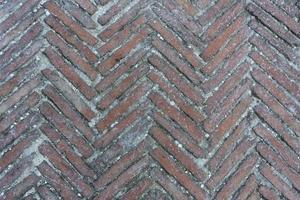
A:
0,0,300,199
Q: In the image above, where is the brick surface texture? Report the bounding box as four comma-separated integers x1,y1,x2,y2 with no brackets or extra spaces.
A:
0,0,299,199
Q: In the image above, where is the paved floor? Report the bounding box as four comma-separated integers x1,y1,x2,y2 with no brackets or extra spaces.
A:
0,0,300,199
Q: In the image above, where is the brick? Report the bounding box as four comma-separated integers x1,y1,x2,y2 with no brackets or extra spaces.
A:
148,54,203,104
201,14,246,61
251,51,300,101
46,31,98,80
0,0,40,35
259,186,281,200
57,0,96,29
253,124,300,172
0,22,42,66
39,142,94,198
260,163,300,200
150,19,202,69
0,131,38,173
120,178,152,200
151,147,207,200
40,102,93,158
214,153,258,200
44,15,97,63
201,26,249,75
44,47,97,100
95,49,147,92
152,37,204,84
253,0,300,36
98,0,131,25
253,85,300,135
0,40,42,81
98,26,151,74
73,0,97,15
173,0,198,16
95,156,150,199
246,3,300,46
150,127,206,180
149,92,204,143
257,143,300,191
154,112,204,158
43,85,94,142
37,185,59,200
0,76,41,115
38,161,79,200
98,64,149,109
3,174,39,199
148,71,205,124
202,1,244,42
42,69,95,120
98,14,147,56
44,0,97,46
96,81,151,131
234,175,257,199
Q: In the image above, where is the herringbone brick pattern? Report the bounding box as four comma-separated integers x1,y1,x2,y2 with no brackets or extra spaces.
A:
0,0,299,199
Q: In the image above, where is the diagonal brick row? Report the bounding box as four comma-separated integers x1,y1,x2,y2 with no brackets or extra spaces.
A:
0,0,299,199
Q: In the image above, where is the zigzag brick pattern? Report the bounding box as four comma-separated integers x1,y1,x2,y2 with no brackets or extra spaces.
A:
0,0,299,199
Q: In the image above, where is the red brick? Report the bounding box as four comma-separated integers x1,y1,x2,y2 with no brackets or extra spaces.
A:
253,85,300,135
98,26,151,74
39,142,94,198
201,26,249,75
246,3,300,46
202,1,244,42
0,0,40,35
44,15,97,63
44,0,97,46
98,64,149,109
95,49,147,92
205,62,250,114
42,69,95,120
46,31,98,80
260,163,300,200
234,175,257,199
214,153,258,200
98,14,147,56
44,47,97,100
98,0,148,40
150,127,206,181
154,112,204,158
150,20,203,70
120,178,152,200
251,51,300,101
149,92,204,143
98,0,131,25
259,186,281,200
253,124,300,172
151,147,207,200
148,71,205,123
0,76,41,115
0,22,42,66
93,139,152,190
73,0,97,15
253,0,300,36
40,102,93,158
201,14,246,61
0,131,38,173
3,174,39,199
208,117,249,171
43,85,94,142
38,161,79,200
207,136,255,189
210,95,252,148
152,37,204,84
173,0,198,16
0,40,42,81
0,92,39,133
254,104,300,154
257,143,300,191
96,81,151,131
148,54,203,104
95,156,150,199
37,185,59,200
